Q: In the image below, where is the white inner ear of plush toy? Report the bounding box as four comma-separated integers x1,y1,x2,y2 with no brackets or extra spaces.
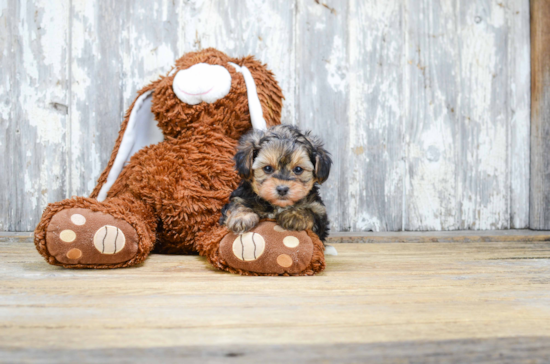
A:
228,62,267,131
97,90,164,202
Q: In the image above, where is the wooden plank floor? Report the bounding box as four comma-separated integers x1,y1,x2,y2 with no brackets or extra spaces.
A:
1,236,550,363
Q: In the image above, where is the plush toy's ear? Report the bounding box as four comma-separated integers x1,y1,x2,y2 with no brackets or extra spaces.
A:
234,130,264,179
305,132,332,184
92,87,164,202
234,56,284,128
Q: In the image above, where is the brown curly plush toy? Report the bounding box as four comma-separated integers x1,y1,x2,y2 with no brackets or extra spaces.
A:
34,48,325,276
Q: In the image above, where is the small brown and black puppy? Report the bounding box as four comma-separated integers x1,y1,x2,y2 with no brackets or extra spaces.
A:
220,125,332,242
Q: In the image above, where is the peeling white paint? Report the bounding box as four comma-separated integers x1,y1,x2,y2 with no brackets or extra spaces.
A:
325,35,348,93
24,171,38,210
87,139,101,193
408,120,457,230
24,103,65,145
18,1,39,81
18,0,67,145
0,84,9,121
38,0,68,76
356,213,382,232
347,2,366,231
122,24,176,107
11,0,69,230
143,44,175,82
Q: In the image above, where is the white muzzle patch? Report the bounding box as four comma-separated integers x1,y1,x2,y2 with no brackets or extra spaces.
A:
172,63,231,105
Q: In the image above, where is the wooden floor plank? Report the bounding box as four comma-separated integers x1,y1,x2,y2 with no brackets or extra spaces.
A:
1,240,549,362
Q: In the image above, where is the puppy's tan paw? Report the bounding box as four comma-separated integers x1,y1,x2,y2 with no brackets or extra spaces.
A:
277,210,314,231
226,212,260,234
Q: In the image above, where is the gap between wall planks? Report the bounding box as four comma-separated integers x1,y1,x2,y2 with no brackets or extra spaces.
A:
0,0,531,233
530,0,550,229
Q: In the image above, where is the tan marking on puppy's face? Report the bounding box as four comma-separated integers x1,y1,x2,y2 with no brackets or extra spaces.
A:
251,143,315,207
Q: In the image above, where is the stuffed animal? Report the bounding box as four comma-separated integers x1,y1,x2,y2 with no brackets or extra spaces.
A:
34,48,326,276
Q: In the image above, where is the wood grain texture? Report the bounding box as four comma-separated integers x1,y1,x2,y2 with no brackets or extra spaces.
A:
405,0,530,231
295,0,351,231
509,0,531,229
530,0,550,229
404,0,461,231
0,0,531,232
1,241,550,362
0,0,70,231
295,0,531,232
345,0,405,231
68,1,127,198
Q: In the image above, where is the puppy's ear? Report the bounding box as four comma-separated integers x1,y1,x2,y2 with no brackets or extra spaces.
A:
234,130,264,179
305,132,332,184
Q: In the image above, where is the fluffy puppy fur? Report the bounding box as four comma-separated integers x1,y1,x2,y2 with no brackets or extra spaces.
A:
220,125,332,242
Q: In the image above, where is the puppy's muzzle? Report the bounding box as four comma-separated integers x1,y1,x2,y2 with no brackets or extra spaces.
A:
276,185,290,197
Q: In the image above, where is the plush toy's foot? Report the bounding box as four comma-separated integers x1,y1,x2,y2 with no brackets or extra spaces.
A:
218,221,325,276
45,207,140,267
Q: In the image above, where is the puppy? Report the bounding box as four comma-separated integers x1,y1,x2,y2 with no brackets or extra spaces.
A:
220,125,332,242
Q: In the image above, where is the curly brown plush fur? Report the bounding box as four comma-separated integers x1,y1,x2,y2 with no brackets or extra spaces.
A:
34,48,325,276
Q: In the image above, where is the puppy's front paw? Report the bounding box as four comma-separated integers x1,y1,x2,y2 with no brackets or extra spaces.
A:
277,210,314,231
226,212,260,234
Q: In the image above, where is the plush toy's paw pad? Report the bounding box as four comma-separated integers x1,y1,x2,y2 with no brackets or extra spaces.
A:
220,221,315,275
46,208,139,266
232,232,266,261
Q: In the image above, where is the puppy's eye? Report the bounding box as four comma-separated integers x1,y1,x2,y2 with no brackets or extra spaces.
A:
293,166,304,175
263,166,274,174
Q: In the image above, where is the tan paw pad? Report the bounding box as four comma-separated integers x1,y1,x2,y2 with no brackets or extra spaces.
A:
283,236,300,248
273,225,287,232
70,214,86,225
66,248,82,260
276,254,293,268
59,230,76,243
232,232,265,261
93,225,126,254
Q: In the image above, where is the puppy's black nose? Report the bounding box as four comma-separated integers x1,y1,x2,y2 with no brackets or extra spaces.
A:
276,186,289,196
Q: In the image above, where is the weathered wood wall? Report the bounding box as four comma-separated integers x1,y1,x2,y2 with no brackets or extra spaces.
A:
0,0,531,232
530,0,550,230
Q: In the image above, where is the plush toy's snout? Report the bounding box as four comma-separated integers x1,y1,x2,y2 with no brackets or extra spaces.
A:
172,63,232,105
